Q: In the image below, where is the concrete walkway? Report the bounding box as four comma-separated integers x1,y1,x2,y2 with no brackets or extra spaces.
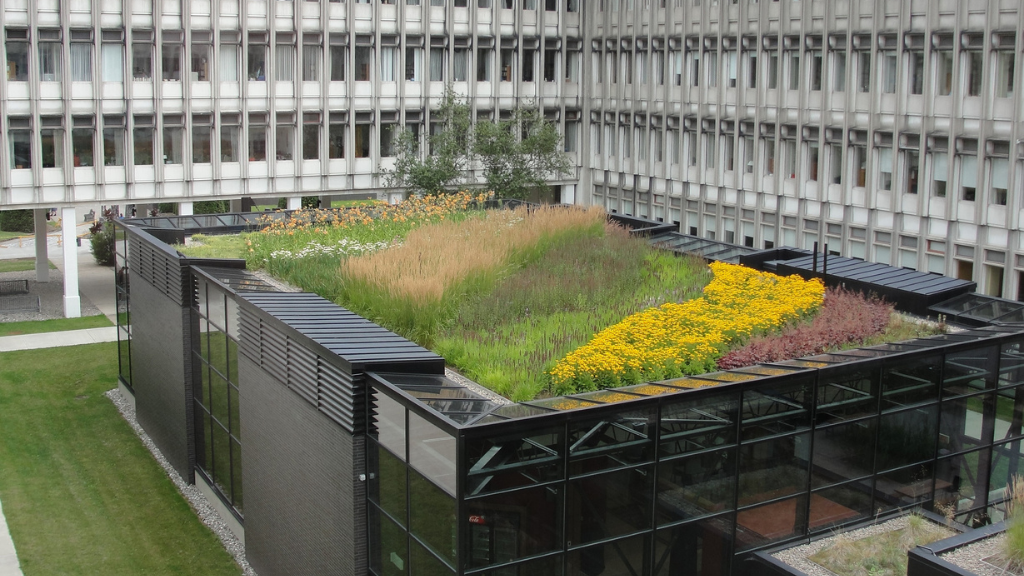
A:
0,499,22,575
0,326,119,352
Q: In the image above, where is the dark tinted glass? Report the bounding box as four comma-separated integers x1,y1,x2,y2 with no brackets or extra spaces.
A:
877,405,938,472
940,394,989,454
816,367,878,424
569,407,655,476
935,448,987,511
999,340,1024,387
566,534,650,576
410,468,457,566
465,426,563,496
659,391,738,458
735,495,808,551
369,506,408,576
738,433,810,505
881,354,940,411
657,448,736,525
990,440,1024,503
812,418,876,488
944,346,998,397
370,389,407,460
874,462,935,512
809,482,872,533
472,554,564,576
369,442,408,527
410,540,455,575
741,378,812,441
567,466,653,545
465,485,563,568
654,516,733,576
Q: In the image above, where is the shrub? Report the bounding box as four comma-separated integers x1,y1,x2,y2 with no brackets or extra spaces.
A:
717,288,892,369
194,200,229,214
0,209,35,233
157,203,177,215
89,210,117,266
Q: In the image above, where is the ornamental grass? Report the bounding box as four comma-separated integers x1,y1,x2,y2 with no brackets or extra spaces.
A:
548,263,825,394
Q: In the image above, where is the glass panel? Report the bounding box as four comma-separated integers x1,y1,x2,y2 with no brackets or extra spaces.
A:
940,394,989,454
118,328,131,384
936,449,987,516
944,347,998,397
659,391,738,458
877,405,938,472
874,462,934,512
1000,340,1024,388
370,442,408,527
990,440,1024,513
228,384,240,439
465,426,563,497
654,515,733,576
566,534,650,576
369,506,408,576
809,482,872,533
211,420,231,496
410,540,455,575
410,468,457,566
197,406,213,473
465,485,564,569
812,418,876,489
995,387,1023,442
569,407,655,476
210,371,230,428
738,434,810,506
409,411,456,496
371,389,407,460
657,448,736,525
567,466,653,545
230,438,243,512
473,555,563,576
816,367,878,424
741,378,812,441
226,338,238,385
881,354,940,411
735,495,808,551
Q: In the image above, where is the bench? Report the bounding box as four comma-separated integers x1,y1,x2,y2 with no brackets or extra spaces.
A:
0,294,40,313
0,279,29,295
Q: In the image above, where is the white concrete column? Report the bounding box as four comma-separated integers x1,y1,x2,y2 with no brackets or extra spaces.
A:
287,197,302,210
61,207,81,318
229,199,244,213
179,202,194,216
33,208,49,283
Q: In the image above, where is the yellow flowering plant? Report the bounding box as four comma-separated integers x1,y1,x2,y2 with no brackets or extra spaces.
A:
548,262,824,394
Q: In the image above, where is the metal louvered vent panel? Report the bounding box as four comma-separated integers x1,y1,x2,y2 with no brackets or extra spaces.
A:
260,322,289,384
287,340,319,405
238,307,262,363
318,359,357,432
129,235,187,304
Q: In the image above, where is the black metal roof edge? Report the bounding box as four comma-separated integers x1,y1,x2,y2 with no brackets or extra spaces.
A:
191,265,277,294
366,372,463,435
115,220,185,260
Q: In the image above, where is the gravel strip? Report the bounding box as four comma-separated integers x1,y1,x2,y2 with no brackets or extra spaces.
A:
445,368,512,405
771,516,956,576
105,388,257,576
942,533,1020,576
0,269,102,322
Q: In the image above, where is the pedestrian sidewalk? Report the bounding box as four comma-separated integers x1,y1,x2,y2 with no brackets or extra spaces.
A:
0,326,118,353
0,499,23,576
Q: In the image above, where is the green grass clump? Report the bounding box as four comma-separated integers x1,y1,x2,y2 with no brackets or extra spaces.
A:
0,258,57,273
0,343,241,575
809,514,953,576
173,234,248,260
435,225,711,400
0,314,112,337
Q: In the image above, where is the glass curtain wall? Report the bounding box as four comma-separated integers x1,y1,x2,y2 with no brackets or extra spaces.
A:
192,275,244,518
115,229,132,390
368,334,1024,575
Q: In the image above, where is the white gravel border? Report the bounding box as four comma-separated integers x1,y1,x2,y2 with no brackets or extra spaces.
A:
105,389,256,576
941,533,1022,576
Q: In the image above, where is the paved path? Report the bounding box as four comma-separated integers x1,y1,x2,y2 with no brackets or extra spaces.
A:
0,326,119,352
0,499,23,576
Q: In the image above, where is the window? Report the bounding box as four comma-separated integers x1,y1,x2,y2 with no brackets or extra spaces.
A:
191,41,212,81
879,50,896,93
654,127,664,162
248,115,267,161
685,130,697,166
381,46,397,81
705,50,717,87
620,125,630,158
877,147,892,191
131,38,152,80
103,117,125,166
330,42,346,81
831,50,846,91
936,50,953,96
723,133,734,171
276,119,294,161
247,41,267,80
380,122,397,157
605,123,616,158
931,151,948,197
192,117,212,164
453,48,468,81
133,117,154,165
161,40,182,81
784,139,796,178
990,157,1008,205
303,114,319,161
786,49,799,90
966,50,983,96
705,132,715,169
522,49,535,81
764,138,775,175
5,31,29,81
163,116,183,164
905,150,919,194
960,154,977,201
853,145,867,186
745,51,756,88
220,38,238,81
606,51,617,84
328,114,345,159
856,50,870,92
69,40,93,81
302,43,320,81
996,51,1015,98
477,48,491,81
653,49,664,85
40,119,64,168
275,43,295,81
687,49,699,86
39,39,62,81
807,143,818,181
102,40,123,82
808,50,822,90
637,50,649,84
668,128,679,164
766,49,778,89
591,123,601,155
220,115,241,162
355,46,373,81
354,123,371,158
670,49,681,86
636,125,647,160
429,47,444,81
501,49,514,81
543,48,557,82
828,143,842,184
72,120,95,167
908,50,924,95
9,121,31,169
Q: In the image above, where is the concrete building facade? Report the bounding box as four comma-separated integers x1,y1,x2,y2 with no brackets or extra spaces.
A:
3,0,1024,297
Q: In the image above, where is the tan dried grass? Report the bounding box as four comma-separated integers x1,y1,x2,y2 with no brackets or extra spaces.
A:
341,205,606,305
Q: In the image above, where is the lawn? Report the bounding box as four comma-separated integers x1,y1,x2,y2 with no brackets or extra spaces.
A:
0,315,112,337
0,258,57,273
0,343,241,576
